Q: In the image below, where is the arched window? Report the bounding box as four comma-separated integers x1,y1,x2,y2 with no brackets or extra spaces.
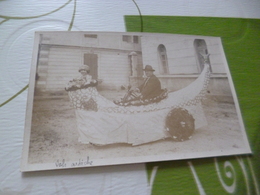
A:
194,39,212,72
157,44,169,74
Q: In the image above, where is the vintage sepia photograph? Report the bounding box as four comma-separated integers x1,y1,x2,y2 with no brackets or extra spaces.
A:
21,31,251,172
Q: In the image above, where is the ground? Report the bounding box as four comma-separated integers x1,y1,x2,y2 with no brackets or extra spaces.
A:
27,90,248,167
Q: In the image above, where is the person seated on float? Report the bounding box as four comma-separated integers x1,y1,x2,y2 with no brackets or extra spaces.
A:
65,65,97,91
77,65,92,84
114,65,167,106
134,65,162,100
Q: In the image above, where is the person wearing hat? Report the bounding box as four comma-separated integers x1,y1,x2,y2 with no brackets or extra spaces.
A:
77,64,93,84
135,65,162,100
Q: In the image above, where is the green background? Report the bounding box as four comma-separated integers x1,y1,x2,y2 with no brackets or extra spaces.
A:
125,16,260,195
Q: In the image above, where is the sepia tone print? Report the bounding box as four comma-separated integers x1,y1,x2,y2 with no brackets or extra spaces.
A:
21,32,251,172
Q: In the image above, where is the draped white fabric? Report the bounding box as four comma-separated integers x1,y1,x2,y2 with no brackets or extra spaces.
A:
75,103,207,145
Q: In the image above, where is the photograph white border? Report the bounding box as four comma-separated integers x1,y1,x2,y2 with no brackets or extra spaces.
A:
21,31,251,172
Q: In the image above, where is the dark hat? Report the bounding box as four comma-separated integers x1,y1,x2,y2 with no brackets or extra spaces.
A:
143,65,155,71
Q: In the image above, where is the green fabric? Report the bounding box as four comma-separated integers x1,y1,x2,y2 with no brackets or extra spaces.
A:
125,16,260,195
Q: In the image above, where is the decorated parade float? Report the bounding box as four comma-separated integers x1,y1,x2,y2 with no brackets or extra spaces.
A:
65,59,211,146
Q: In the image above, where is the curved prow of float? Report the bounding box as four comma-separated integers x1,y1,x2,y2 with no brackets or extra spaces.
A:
165,62,210,109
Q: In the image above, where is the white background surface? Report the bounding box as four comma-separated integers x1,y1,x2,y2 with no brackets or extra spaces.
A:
1,0,260,194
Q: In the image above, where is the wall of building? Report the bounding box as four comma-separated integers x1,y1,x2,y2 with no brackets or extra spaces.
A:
36,45,82,93
36,33,143,92
138,34,232,98
36,33,232,98
140,34,226,75
36,45,134,92
40,32,142,51
45,46,82,92
93,49,132,90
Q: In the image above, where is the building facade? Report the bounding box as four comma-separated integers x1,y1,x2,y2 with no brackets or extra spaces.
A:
35,32,231,98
